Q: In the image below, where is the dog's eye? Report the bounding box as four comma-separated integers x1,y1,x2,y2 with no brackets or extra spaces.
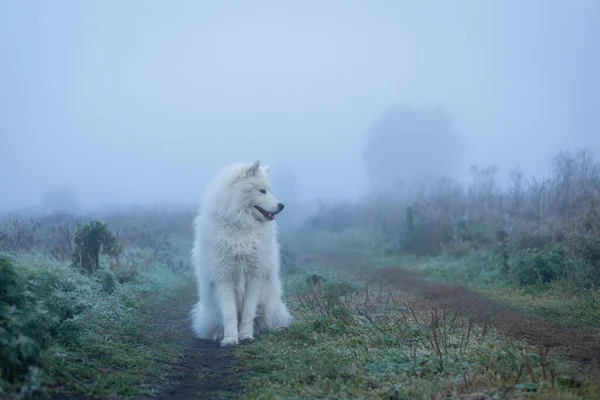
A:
259,189,266,194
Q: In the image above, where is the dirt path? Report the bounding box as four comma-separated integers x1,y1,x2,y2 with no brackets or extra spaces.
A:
157,340,241,400
372,266,600,365
50,283,243,400
151,287,243,400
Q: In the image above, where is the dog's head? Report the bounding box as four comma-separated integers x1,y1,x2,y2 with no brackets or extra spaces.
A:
235,159,284,222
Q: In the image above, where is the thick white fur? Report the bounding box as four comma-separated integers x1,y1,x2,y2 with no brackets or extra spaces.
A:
190,159,292,347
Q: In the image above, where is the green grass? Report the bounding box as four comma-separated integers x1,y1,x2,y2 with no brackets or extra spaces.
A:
236,274,597,399
47,276,193,398
1,238,194,399
482,282,600,328
234,231,600,398
401,254,600,328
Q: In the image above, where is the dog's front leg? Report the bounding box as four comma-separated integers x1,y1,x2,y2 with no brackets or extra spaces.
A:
216,283,239,346
239,277,261,341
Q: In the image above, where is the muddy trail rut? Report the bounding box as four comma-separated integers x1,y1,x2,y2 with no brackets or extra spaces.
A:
148,289,243,400
371,266,600,365
156,339,241,400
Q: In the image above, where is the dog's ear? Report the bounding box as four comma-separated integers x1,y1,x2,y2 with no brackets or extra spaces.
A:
242,159,261,177
262,164,271,174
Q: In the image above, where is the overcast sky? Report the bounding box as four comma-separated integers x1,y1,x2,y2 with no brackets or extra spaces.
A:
1,0,598,209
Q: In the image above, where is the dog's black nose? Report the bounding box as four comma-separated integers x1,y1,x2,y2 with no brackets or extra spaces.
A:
278,202,285,211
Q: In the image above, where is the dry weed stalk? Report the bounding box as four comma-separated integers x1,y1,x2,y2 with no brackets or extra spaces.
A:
500,363,525,400
460,318,473,357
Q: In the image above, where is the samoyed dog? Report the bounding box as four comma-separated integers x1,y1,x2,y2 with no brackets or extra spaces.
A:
190,159,292,347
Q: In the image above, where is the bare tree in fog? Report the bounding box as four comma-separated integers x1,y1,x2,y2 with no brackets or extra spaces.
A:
549,149,599,216
508,166,524,216
362,105,464,192
468,165,500,216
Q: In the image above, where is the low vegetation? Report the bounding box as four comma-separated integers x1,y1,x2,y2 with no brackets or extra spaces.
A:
0,211,193,399
237,275,599,398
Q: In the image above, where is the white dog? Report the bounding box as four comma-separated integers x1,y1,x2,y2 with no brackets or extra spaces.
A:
190,159,292,346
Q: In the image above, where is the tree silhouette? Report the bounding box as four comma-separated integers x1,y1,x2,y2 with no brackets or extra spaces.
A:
362,105,464,191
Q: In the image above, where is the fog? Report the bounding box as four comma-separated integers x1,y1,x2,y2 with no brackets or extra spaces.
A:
1,0,599,211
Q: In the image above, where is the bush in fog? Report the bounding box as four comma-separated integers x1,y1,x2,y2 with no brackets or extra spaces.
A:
511,245,569,285
72,221,120,274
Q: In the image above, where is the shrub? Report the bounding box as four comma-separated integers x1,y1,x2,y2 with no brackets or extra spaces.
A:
0,256,53,395
511,245,569,285
109,251,153,283
561,205,600,285
0,254,105,396
496,229,510,275
98,268,118,294
72,221,120,274
399,206,448,256
513,231,552,251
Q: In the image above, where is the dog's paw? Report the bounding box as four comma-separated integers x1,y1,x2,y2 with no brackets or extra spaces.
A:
238,332,254,342
220,336,239,347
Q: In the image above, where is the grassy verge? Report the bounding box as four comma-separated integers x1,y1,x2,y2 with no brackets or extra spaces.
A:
1,240,193,399
405,254,600,328
236,272,598,399
479,283,600,328
291,230,600,328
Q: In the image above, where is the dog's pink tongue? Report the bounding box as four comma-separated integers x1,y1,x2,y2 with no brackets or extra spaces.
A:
270,213,276,220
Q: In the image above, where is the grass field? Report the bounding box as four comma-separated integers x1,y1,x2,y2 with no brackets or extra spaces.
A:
2,212,600,399
234,233,600,399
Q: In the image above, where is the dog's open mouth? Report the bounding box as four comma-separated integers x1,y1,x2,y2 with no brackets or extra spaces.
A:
254,206,276,220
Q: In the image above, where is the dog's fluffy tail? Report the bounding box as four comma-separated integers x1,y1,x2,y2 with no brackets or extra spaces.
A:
255,298,293,334
190,301,220,340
